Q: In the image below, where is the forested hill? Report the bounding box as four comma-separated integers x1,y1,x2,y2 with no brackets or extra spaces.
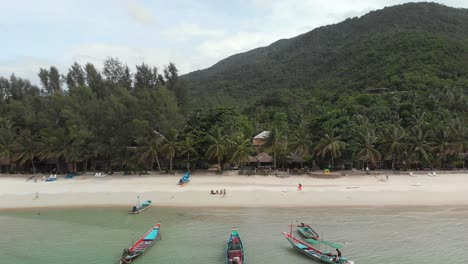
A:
184,2,468,104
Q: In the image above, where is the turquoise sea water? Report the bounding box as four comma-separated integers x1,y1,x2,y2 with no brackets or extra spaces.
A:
1,206,467,264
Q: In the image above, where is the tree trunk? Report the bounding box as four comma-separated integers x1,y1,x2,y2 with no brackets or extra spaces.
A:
392,157,395,171
274,151,277,168
155,155,161,172
187,153,190,171
31,157,36,174
169,156,173,173
56,159,60,173
331,155,334,171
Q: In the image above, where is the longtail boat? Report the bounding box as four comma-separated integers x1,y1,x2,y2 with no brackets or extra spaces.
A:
283,232,354,264
120,223,160,264
297,223,320,240
226,229,245,264
178,172,190,185
128,200,152,214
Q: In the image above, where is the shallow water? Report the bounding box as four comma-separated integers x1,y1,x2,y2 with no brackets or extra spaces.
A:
1,206,467,264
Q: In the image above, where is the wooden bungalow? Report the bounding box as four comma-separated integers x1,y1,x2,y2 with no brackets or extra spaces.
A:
252,131,270,147
248,152,273,168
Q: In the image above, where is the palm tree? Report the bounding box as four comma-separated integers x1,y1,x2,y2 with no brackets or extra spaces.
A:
206,126,227,170
37,129,61,172
289,126,311,168
0,129,16,172
380,124,407,171
54,130,75,172
264,128,287,168
136,136,163,171
409,111,429,131
431,127,463,169
314,129,346,170
355,128,381,169
178,134,197,171
408,127,432,168
161,129,179,173
230,133,254,170
14,130,38,173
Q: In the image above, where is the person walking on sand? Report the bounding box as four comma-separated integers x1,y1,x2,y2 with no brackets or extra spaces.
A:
223,189,226,197
34,192,40,199
298,183,302,191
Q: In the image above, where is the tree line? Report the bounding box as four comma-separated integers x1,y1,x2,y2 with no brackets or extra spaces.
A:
0,58,467,174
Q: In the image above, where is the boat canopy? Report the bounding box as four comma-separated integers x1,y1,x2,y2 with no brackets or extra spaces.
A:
144,229,159,240
141,200,151,206
305,239,342,249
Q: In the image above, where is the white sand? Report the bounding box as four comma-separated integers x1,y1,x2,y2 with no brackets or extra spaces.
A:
1,171,468,209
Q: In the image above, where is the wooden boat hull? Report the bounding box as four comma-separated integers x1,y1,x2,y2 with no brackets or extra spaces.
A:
178,172,190,185
128,200,152,214
120,223,160,264
283,232,353,264
297,224,320,240
226,229,245,264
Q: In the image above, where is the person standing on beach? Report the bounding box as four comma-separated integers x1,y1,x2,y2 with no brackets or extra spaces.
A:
298,183,302,191
34,192,40,199
223,189,226,197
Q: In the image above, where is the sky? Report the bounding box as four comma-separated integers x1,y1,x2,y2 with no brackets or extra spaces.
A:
1,0,467,84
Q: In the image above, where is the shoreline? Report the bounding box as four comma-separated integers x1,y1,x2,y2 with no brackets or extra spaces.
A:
2,204,468,212
1,172,468,210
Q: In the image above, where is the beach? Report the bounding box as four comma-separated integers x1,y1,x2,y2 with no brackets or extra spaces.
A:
1,171,468,209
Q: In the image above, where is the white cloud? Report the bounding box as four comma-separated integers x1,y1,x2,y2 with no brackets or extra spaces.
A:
3,0,468,82
69,43,199,74
163,23,225,42
197,31,283,62
0,57,53,85
125,0,156,26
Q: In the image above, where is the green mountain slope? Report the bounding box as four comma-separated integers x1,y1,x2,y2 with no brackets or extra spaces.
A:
184,2,468,104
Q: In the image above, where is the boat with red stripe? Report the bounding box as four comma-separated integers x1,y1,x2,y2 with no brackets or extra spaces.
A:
119,223,161,264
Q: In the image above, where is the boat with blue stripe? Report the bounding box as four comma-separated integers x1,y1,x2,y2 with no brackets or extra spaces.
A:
119,223,161,264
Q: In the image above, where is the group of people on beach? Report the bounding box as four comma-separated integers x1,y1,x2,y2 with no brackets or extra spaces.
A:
210,189,226,197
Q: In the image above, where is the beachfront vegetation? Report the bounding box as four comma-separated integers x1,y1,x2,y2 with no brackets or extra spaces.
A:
0,3,467,174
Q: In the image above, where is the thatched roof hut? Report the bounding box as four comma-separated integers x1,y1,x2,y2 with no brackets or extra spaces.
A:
252,131,270,146
248,152,273,163
288,153,305,163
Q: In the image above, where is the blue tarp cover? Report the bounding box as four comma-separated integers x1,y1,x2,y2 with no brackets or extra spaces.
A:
180,172,190,182
144,229,159,240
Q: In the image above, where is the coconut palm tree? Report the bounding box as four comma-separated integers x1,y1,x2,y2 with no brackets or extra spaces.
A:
264,128,287,169
431,127,463,169
161,128,179,173
178,134,197,171
289,126,311,168
54,130,75,172
14,130,38,173
380,124,407,171
136,136,163,171
37,129,61,172
230,133,254,170
206,126,227,170
314,129,346,170
408,127,432,168
355,128,381,169
0,129,16,172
